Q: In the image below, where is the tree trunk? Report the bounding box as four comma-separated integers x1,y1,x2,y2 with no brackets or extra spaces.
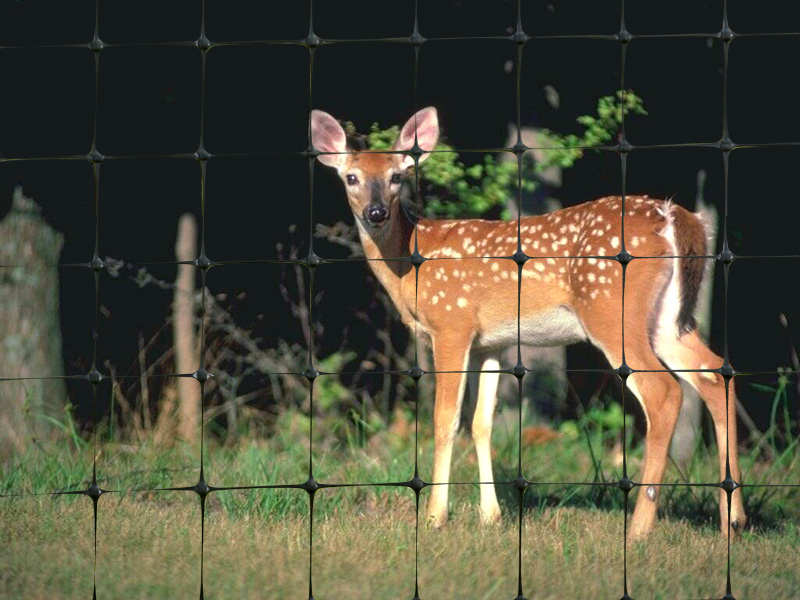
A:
0,187,67,453
173,214,200,444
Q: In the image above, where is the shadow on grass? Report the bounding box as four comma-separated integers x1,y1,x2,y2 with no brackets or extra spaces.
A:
491,462,796,535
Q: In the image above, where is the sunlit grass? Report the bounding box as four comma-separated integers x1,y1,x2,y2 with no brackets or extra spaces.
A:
1,376,798,598
2,490,798,599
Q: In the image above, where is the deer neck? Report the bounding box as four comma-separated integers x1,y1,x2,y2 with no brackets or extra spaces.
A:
355,209,415,315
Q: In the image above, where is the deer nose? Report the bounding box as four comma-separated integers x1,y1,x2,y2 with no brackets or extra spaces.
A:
365,205,389,225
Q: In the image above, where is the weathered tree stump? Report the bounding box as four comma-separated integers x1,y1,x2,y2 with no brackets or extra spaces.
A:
0,186,67,453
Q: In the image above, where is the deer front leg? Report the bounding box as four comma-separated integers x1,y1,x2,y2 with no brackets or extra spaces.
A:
426,334,472,527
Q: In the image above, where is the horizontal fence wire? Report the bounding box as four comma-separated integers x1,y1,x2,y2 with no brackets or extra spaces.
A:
0,0,798,598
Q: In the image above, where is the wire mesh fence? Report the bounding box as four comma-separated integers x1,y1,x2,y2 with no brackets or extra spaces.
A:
1,0,799,598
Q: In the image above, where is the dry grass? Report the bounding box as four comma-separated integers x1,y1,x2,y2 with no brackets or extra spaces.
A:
2,393,798,599
2,489,798,600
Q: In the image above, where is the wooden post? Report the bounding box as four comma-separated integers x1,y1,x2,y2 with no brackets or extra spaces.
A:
173,214,200,444
492,125,568,418
0,187,67,453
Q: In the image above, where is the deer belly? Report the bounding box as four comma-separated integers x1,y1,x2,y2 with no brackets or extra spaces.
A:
476,306,588,349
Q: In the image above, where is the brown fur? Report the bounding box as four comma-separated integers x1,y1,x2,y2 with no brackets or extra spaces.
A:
671,205,709,334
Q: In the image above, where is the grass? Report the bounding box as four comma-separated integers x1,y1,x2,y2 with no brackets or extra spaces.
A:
1,389,799,599
2,491,798,599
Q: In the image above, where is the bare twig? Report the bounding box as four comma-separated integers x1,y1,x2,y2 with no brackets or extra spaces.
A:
778,313,800,396
104,361,143,442
138,332,152,432
315,222,364,257
97,219,413,440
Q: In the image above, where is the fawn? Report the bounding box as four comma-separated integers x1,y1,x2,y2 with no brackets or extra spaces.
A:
311,107,746,540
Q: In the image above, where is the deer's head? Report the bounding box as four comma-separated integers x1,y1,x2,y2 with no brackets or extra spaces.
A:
311,107,439,231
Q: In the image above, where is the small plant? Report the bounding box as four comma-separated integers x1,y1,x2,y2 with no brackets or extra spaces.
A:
558,401,625,443
747,368,799,470
38,401,86,453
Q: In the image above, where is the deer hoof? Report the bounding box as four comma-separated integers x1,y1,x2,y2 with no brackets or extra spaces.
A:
426,512,448,529
480,506,502,525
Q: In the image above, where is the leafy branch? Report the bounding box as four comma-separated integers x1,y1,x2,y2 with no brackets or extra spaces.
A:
347,90,647,219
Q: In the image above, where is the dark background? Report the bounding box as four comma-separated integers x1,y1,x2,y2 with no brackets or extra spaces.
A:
1,0,800,430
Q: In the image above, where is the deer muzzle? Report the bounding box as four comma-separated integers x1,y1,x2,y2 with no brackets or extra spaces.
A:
364,204,389,225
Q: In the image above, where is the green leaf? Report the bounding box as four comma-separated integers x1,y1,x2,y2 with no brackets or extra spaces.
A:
361,89,647,219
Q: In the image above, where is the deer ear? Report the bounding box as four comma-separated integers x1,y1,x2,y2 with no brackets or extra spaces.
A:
394,107,439,169
311,110,349,169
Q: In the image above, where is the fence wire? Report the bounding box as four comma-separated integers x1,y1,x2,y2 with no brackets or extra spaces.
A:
1,0,798,598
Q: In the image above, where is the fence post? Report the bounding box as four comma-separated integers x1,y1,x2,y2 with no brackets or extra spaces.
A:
494,125,568,419
173,213,200,444
0,186,67,453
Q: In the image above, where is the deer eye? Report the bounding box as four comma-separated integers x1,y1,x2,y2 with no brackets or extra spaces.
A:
346,174,358,186
390,173,402,185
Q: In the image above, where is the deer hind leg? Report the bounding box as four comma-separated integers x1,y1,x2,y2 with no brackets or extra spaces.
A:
625,362,684,541
575,320,684,539
471,354,502,524
654,329,747,537
426,333,472,527
574,267,683,540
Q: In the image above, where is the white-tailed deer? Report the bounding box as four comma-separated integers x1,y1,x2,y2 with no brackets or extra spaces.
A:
311,107,746,540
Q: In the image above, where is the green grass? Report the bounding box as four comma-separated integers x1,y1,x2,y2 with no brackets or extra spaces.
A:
1,401,798,599
2,491,798,599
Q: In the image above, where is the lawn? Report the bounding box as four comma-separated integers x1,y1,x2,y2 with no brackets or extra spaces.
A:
2,491,798,599
1,404,798,599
